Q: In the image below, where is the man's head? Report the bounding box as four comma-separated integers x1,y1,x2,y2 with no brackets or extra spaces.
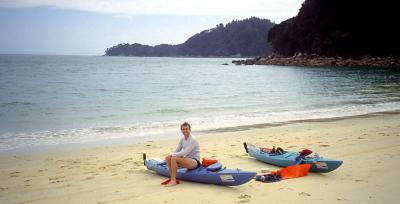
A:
180,122,191,137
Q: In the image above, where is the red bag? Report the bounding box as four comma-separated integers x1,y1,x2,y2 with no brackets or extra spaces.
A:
202,158,218,167
272,163,311,179
299,149,313,157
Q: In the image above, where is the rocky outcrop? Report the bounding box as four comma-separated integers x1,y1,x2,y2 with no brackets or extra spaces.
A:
267,0,399,58
232,54,400,68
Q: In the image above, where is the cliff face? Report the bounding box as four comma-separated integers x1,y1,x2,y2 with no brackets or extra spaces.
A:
105,17,275,57
267,0,400,58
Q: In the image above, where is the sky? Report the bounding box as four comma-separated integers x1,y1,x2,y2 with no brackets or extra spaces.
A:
0,0,303,55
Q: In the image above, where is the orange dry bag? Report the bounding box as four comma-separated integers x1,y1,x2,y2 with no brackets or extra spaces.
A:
273,163,311,179
202,158,218,167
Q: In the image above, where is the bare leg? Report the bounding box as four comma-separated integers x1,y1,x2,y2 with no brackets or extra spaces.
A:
169,156,178,184
160,155,173,185
165,155,172,176
174,157,198,170
166,157,197,186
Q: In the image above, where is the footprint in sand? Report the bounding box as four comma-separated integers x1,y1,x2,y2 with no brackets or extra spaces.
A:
85,176,95,180
298,192,311,196
49,176,66,184
237,194,251,203
126,169,136,174
99,163,123,171
230,154,239,158
354,179,367,183
279,187,293,191
138,169,147,173
9,171,21,178
0,187,9,191
122,158,133,162
133,161,142,166
37,169,48,173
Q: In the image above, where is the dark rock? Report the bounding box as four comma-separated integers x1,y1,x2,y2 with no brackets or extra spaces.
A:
232,55,400,68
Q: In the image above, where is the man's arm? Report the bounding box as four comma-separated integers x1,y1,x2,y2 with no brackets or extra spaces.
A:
172,139,183,153
171,140,198,157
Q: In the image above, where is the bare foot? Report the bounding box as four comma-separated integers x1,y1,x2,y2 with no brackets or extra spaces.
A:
161,178,171,185
164,180,180,187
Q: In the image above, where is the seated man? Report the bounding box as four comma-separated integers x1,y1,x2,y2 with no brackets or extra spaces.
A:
163,122,201,187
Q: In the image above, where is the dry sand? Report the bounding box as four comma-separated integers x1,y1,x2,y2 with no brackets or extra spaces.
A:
1,112,400,204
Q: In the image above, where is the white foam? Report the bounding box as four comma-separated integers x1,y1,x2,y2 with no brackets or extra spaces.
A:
1,101,399,152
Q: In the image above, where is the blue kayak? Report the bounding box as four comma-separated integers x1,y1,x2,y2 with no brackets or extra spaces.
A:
144,154,256,186
243,143,343,173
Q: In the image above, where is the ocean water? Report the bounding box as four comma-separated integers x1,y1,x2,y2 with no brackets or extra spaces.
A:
1,54,400,152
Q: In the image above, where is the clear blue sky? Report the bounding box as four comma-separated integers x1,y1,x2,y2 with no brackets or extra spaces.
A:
0,0,302,55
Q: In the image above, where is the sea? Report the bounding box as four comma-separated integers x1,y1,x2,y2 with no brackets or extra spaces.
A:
1,54,399,153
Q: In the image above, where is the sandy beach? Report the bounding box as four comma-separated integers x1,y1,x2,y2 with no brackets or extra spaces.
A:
1,112,400,204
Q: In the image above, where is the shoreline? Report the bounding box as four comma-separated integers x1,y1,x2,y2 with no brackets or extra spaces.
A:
2,110,399,156
200,110,400,133
232,54,400,68
1,110,399,203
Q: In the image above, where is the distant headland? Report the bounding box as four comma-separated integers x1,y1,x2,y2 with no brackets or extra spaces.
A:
104,17,275,58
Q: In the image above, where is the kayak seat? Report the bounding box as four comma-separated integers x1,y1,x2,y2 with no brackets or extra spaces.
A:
206,162,223,171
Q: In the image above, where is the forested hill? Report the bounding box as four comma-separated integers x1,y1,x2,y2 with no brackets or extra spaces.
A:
104,17,275,57
176,17,274,57
267,0,400,58
104,43,178,57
